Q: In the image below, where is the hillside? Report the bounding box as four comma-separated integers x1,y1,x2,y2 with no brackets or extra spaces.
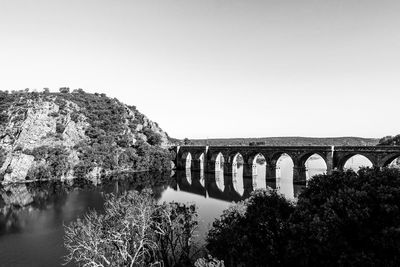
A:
186,136,379,146
0,89,172,184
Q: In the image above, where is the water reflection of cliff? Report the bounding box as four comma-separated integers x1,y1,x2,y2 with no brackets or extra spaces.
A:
0,172,172,236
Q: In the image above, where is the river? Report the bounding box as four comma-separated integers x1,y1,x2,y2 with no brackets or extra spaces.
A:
0,155,376,266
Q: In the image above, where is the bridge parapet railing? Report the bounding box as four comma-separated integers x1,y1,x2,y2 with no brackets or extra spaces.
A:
334,146,400,152
178,145,333,149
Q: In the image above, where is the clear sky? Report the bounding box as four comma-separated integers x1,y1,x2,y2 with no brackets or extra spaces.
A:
0,0,399,139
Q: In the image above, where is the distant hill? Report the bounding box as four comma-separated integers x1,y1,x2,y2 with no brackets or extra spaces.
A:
186,136,379,146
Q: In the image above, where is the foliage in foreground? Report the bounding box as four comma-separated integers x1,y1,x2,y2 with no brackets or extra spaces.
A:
64,190,200,267
207,190,294,267
207,168,400,267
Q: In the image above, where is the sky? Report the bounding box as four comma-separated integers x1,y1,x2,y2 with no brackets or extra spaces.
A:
0,0,399,139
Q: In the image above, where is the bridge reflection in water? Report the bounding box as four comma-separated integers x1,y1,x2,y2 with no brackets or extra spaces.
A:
169,169,306,202
163,168,307,242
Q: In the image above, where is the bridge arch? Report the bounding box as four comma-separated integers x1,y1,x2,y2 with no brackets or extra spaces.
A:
231,152,245,173
298,152,328,167
193,152,205,171
271,151,295,165
185,168,192,184
298,152,328,180
215,167,225,192
251,153,267,175
179,152,192,169
230,153,245,196
339,154,374,172
251,153,267,189
379,153,400,168
232,171,244,196
210,152,225,173
274,152,294,180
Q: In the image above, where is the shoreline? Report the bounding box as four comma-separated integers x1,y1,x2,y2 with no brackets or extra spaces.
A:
0,169,158,186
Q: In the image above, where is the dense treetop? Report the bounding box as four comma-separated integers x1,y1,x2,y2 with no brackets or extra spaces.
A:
207,168,400,266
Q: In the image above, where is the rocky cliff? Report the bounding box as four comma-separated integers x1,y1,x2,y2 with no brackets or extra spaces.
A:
0,90,172,184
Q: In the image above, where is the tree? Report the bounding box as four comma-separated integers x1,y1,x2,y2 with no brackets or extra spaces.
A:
183,138,191,145
286,168,400,266
64,190,199,267
143,128,163,146
207,190,294,267
378,134,400,146
206,168,400,266
59,87,70,93
154,202,200,266
72,88,85,94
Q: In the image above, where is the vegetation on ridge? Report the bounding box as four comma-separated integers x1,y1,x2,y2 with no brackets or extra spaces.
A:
0,88,172,182
185,136,378,146
378,134,400,146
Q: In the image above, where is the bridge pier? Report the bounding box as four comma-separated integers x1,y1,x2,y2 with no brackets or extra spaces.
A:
176,158,186,170
224,162,233,175
326,150,334,174
206,161,215,173
243,176,254,197
293,166,307,185
265,163,277,182
192,159,203,171
243,163,255,177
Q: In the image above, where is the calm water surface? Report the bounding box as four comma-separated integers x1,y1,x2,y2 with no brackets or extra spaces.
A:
0,155,376,266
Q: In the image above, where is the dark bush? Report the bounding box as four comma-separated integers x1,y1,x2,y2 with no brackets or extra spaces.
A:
207,190,294,266
378,134,400,146
56,122,66,133
49,112,59,117
207,168,400,267
143,127,163,146
27,146,70,180
59,87,70,93
70,112,80,123
0,147,6,167
287,168,400,266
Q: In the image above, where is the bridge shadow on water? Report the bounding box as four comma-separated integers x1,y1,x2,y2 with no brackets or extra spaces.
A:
170,169,306,203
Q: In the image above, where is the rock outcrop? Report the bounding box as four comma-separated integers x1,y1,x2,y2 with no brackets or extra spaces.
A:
1,184,34,206
0,90,172,184
1,153,35,183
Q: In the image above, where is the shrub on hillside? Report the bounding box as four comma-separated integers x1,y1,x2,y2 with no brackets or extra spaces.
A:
25,146,70,180
378,134,400,146
56,122,65,133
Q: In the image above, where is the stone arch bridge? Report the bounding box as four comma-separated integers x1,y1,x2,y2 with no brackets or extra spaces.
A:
171,145,400,184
